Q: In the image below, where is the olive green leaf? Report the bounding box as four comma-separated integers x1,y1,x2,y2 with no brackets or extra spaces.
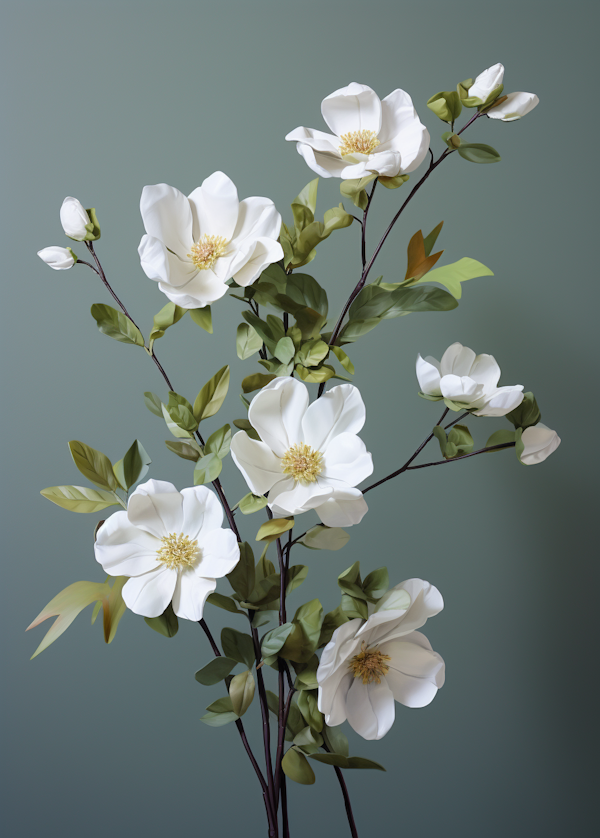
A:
165,439,202,462
301,525,349,551
40,485,121,513
308,753,386,771
144,603,179,638
195,656,238,686
200,696,239,727
205,424,231,460
413,257,493,299
68,440,118,491
261,622,295,657
193,365,230,422
193,453,222,485
506,392,541,430
242,372,277,394
227,542,255,601
282,747,316,785
229,670,255,716
221,627,255,668
206,593,246,615
189,306,213,333
113,439,151,490
149,301,186,344
236,323,264,360
457,142,501,164
91,303,144,346
235,493,268,515
279,599,324,663
256,517,294,542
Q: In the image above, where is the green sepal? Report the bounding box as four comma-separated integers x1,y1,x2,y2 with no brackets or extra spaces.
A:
82,207,101,241
506,392,541,430
144,603,178,638
340,174,377,210
378,174,410,189
189,306,213,333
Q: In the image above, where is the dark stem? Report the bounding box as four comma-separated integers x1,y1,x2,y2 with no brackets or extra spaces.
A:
323,744,359,838
250,619,277,833
363,407,448,493
405,441,516,470
280,775,290,838
361,179,378,269
444,411,470,430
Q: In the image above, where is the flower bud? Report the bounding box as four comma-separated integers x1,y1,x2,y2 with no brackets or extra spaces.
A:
518,423,561,465
37,246,77,271
487,92,539,122
59,197,101,241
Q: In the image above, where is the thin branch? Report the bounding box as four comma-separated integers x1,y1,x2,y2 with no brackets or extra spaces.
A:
406,441,516,470
323,743,359,838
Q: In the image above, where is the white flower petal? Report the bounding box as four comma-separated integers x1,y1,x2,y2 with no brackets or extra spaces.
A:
122,567,177,618
140,184,193,259
371,579,444,644
340,149,402,179
94,511,160,577
472,385,524,416
469,353,501,392
317,619,364,684
171,569,215,622
378,89,431,173
345,677,395,741
268,479,334,518
180,486,224,539
381,631,445,708
488,91,539,121
231,237,284,287
316,488,368,527
38,246,75,270
60,197,91,241
127,480,183,538
440,374,483,403
248,377,308,457
233,196,282,244
157,272,228,308
416,354,442,395
319,672,353,727
520,423,561,465
230,431,287,495
440,342,477,377
321,433,373,487
302,383,366,452
321,82,382,137
196,528,240,579
469,63,505,101
295,140,348,178
138,235,198,289
188,171,239,242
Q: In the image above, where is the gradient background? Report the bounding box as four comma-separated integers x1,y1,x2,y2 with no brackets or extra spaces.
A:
2,1,598,836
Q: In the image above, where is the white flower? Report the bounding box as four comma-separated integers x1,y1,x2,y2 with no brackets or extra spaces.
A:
37,246,75,270
94,479,239,620
285,82,430,180
416,342,524,416
317,579,445,741
519,423,561,465
60,197,92,241
488,91,539,122
468,62,505,103
230,377,373,527
138,172,284,309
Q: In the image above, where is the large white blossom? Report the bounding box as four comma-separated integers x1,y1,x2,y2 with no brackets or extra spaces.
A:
416,342,524,416
285,82,430,180
519,423,561,464
37,246,75,270
317,579,445,741
230,377,373,527
94,479,239,621
138,172,284,309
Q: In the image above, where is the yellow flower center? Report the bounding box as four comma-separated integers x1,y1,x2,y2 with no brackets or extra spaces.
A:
339,129,381,157
281,442,324,485
156,532,199,570
349,642,391,685
188,234,228,271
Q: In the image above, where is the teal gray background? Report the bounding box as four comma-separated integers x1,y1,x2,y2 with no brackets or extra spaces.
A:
2,1,598,836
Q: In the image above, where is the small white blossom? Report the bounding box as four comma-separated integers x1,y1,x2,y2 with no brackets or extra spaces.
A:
37,246,76,270
519,423,561,464
60,197,92,241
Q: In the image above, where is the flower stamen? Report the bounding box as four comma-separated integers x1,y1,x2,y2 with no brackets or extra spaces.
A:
349,642,391,685
188,234,228,271
339,129,381,157
156,532,199,570
281,442,324,485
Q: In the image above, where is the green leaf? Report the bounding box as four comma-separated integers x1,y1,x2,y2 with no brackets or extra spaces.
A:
236,323,264,360
340,174,377,210
319,605,349,647
457,142,501,164
200,696,239,727
274,336,296,365
166,391,197,430
205,424,231,460
144,603,179,638
322,725,350,758
256,517,294,542
261,622,295,657
242,372,277,393
337,561,368,601
380,286,458,317
91,303,144,346
144,391,164,417
414,257,493,299
363,567,389,601
27,580,110,658
330,345,354,375
308,754,386,771
68,440,118,491
206,592,246,615
301,525,349,551
193,453,222,485
193,366,230,422
189,306,213,333
221,627,255,668
446,424,474,458
195,656,238,685
229,670,255,716
280,599,324,663
236,493,268,515
423,221,444,257
338,317,381,344
378,174,410,189
282,747,316,785
286,565,308,595
297,689,323,733
427,90,463,122
295,364,336,384
296,338,329,368
161,403,192,439
227,542,255,601
285,274,329,317
293,726,323,752
433,425,447,457
485,429,517,449
40,485,120,513
233,418,261,441
117,439,151,490
341,593,368,620
100,576,127,644
291,179,319,231
149,301,186,343
506,392,541,430
165,439,202,462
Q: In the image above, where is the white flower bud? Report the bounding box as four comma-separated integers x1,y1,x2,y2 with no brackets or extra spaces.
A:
519,423,561,465
37,246,76,271
60,197,92,241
